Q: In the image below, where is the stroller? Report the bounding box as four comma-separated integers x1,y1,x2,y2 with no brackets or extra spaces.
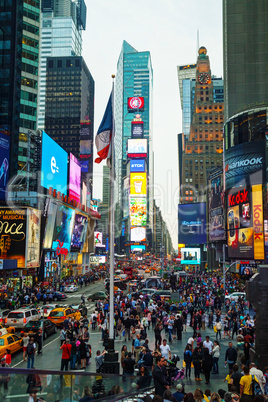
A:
166,354,185,383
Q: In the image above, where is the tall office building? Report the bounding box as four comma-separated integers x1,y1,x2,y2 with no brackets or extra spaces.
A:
178,47,224,204
114,41,153,253
37,0,86,131
177,64,196,137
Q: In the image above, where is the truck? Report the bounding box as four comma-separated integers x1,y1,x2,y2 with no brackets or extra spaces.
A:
123,266,133,279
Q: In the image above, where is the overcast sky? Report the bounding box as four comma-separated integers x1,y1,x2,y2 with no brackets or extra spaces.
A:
83,0,223,249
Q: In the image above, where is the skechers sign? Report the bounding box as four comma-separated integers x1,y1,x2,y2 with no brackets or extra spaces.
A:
130,159,145,172
225,140,265,190
41,131,68,195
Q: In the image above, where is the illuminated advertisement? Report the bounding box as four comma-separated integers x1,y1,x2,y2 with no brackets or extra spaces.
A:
129,197,147,226
227,185,264,260
43,201,57,249
130,227,146,242
71,213,88,252
94,231,105,248
239,263,258,278
80,160,89,173
0,133,10,200
225,140,265,190
26,208,41,268
127,97,144,112
208,168,225,241
127,138,147,158
130,173,147,196
178,203,207,244
69,153,81,203
131,245,146,252
0,208,27,268
82,182,87,206
41,131,68,195
131,121,144,138
80,139,92,159
181,248,201,265
130,159,145,173
52,205,75,252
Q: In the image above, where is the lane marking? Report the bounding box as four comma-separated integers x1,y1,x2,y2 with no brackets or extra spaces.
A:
7,393,48,399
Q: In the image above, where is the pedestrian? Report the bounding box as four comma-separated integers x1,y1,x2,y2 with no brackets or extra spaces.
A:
160,339,171,360
154,322,162,349
0,358,10,399
26,337,36,369
212,340,220,374
175,314,183,340
240,365,259,398
60,326,66,346
184,344,193,379
193,345,203,381
203,336,213,355
70,340,77,370
22,332,30,361
60,339,72,371
152,355,170,397
216,320,222,341
3,349,11,367
95,350,106,373
35,329,42,355
167,315,174,343
249,362,266,394
79,339,87,369
225,342,237,370
202,347,213,384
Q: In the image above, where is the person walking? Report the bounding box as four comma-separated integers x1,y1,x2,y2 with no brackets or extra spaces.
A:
22,333,30,361
193,345,203,382
216,320,222,341
60,339,72,371
152,355,170,397
225,342,237,370
123,352,135,376
202,347,213,384
184,344,193,379
212,340,220,374
26,337,36,369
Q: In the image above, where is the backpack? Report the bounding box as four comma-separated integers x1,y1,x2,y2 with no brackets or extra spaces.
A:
27,343,35,356
252,375,263,396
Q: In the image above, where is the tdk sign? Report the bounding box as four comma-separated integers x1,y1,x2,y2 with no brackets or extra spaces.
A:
130,159,145,172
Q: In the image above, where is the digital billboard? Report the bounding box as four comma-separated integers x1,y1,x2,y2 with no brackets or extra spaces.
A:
131,245,146,252
208,168,225,241
225,140,265,190
239,263,258,278
0,133,10,201
181,248,201,264
52,205,75,252
0,208,27,268
26,208,41,268
41,131,68,195
130,159,145,173
71,213,88,252
178,202,207,244
130,173,147,196
69,153,81,203
130,227,146,242
43,201,57,249
129,197,147,226
227,185,264,260
80,139,92,159
127,97,144,112
94,231,105,248
131,121,144,138
80,160,89,173
127,138,147,158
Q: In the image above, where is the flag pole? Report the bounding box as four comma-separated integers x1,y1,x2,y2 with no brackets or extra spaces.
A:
109,75,115,340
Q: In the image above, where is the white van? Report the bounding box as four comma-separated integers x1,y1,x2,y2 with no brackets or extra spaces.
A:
5,308,41,329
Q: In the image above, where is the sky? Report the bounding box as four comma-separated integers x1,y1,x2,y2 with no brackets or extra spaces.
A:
83,0,223,250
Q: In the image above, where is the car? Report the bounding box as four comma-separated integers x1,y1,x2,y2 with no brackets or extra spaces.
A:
0,323,15,335
5,308,41,329
40,304,60,318
52,292,67,301
225,292,246,302
145,269,150,273
87,291,108,302
152,289,172,300
0,309,11,323
24,319,57,339
0,333,23,359
64,285,78,293
47,307,81,327
139,288,156,296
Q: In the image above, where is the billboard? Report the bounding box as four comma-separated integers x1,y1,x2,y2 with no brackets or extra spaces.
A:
208,168,225,241
41,131,68,195
94,231,105,248
26,208,41,268
0,133,10,201
69,153,81,203
43,201,57,249
127,97,144,112
181,248,201,264
225,140,265,190
129,197,147,226
131,245,146,252
80,160,89,173
80,139,92,159
71,213,88,252
130,159,145,172
239,263,258,278
52,205,75,252
227,185,264,260
130,227,146,242
0,208,27,268
178,202,207,244
130,173,147,196
131,121,144,138
127,138,147,158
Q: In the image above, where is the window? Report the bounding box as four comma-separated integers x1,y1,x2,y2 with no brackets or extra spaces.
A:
66,60,71,67
25,311,31,317
57,60,62,68
7,337,13,345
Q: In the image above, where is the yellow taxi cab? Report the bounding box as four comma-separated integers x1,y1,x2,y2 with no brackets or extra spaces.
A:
0,333,23,359
0,323,15,334
47,307,81,327
145,269,150,273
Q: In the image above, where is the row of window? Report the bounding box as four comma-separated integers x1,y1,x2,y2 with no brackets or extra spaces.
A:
47,59,81,69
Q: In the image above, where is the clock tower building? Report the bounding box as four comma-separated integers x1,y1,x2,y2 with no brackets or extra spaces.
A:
180,47,224,204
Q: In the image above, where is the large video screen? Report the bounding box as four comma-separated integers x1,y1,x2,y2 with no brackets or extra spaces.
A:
178,202,207,244
41,131,68,195
130,173,147,196
208,168,225,241
127,97,144,112
69,153,81,203
0,133,10,201
26,208,41,268
52,205,75,251
43,201,57,249
181,248,200,265
71,213,88,252
131,245,146,252
130,227,146,242
127,139,147,158
129,197,147,226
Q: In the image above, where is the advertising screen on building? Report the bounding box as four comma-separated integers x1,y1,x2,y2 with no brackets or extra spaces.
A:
43,201,57,249
94,231,105,248
129,197,147,226
127,138,147,158
69,153,81,203
41,131,68,195
0,208,27,268
80,139,92,159
130,159,145,172
71,213,88,252
52,205,75,252
130,173,147,196
0,133,10,201
208,168,225,241
227,184,264,260
225,140,265,190
181,248,201,264
26,208,41,268
127,97,144,112
131,121,144,138
131,245,146,252
130,227,146,242
239,263,258,278
178,202,207,244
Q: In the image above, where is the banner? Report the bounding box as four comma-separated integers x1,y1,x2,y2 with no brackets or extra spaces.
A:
130,173,147,196
252,184,264,260
26,208,41,268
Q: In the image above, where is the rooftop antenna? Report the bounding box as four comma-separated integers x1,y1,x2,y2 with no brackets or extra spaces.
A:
197,29,199,54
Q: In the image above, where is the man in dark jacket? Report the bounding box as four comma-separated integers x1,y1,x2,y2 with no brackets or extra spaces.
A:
225,341,237,370
152,356,169,396
174,315,183,340
123,352,135,376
